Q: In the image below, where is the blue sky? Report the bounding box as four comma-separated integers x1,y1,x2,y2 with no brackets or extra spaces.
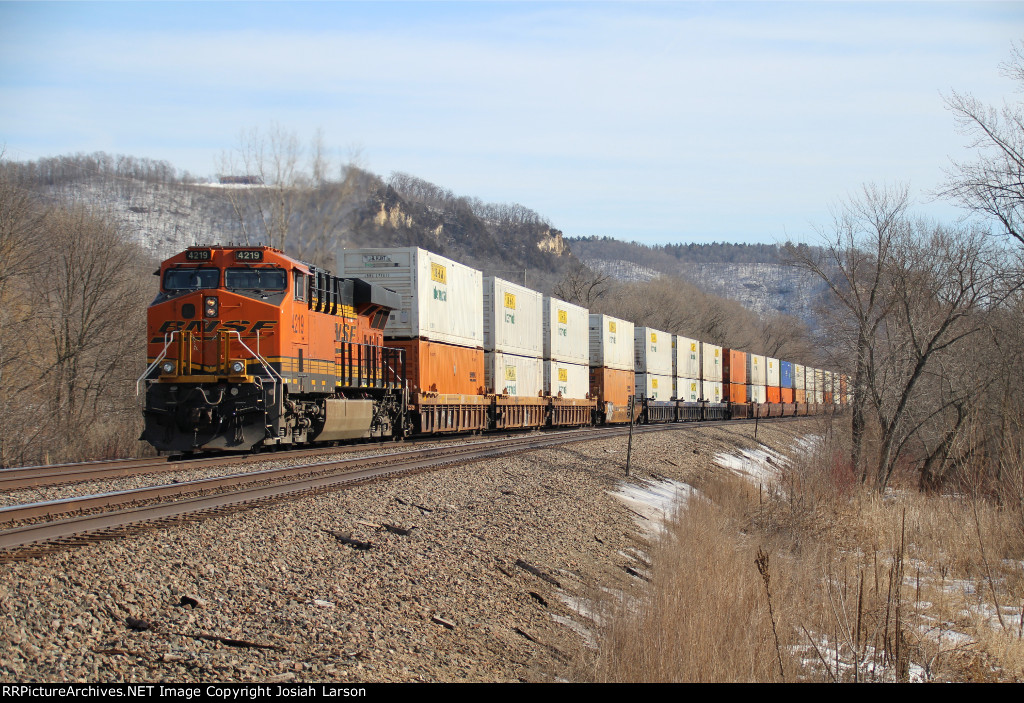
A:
1,1,1021,245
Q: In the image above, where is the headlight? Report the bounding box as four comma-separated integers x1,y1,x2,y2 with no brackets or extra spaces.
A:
204,296,218,318
231,361,245,374
161,361,176,374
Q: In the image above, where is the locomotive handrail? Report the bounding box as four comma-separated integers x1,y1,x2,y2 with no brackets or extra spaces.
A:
136,330,181,395
227,329,283,384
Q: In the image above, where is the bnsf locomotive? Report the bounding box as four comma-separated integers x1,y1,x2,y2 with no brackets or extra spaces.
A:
141,246,407,452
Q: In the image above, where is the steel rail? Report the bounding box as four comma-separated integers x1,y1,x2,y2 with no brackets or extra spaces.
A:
0,416,812,558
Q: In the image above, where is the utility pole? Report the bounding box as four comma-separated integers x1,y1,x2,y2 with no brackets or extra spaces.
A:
625,395,636,476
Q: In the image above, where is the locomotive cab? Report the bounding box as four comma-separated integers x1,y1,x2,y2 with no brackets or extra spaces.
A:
141,246,405,453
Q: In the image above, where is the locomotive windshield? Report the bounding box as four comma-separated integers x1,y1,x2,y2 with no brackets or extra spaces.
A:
225,268,287,291
164,268,220,290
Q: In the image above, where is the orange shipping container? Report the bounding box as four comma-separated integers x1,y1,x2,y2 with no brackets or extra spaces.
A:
795,389,806,403
726,383,746,403
388,338,484,395
781,387,794,403
589,366,635,408
723,349,747,385
767,386,781,404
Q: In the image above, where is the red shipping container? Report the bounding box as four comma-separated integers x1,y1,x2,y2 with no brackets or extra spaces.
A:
766,386,781,403
388,338,484,396
723,349,747,385
726,383,747,403
589,366,635,407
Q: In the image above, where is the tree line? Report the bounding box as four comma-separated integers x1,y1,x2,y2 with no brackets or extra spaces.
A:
0,161,155,466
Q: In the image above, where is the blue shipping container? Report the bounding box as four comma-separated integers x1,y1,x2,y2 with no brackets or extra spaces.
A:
780,361,794,388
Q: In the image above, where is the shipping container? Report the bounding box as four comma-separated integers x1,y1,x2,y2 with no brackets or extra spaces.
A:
484,352,544,397
387,338,484,395
636,372,674,401
781,387,794,403
794,363,805,391
483,277,543,357
634,327,673,376
702,343,723,382
589,314,634,371
339,248,483,348
833,374,842,405
722,348,747,385
702,380,723,403
795,389,806,404
542,296,589,365
766,357,780,387
766,386,781,404
673,336,702,380
747,354,766,385
543,360,590,399
814,369,825,404
747,385,767,404
780,361,794,388
726,383,747,404
677,377,702,402
589,366,636,417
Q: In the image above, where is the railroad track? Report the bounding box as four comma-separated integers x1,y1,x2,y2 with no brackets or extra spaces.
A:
0,417,806,561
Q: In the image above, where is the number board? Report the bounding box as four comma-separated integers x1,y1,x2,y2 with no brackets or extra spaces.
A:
234,250,263,262
185,250,212,261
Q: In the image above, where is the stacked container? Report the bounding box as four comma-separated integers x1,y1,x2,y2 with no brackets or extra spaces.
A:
635,327,673,400
823,370,834,405
589,314,635,421
747,354,766,404
675,336,703,403
814,368,825,404
702,343,723,403
766,357,781,403
722,348,747,404
793,363,806,404
780,361,794,404
483,277,543,396
338,247,484,395
542,296,590,399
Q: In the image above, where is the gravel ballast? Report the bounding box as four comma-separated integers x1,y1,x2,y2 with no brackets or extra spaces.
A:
0,418,830,682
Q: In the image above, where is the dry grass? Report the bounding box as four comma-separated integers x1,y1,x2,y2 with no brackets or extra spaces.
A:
582,424,1024,682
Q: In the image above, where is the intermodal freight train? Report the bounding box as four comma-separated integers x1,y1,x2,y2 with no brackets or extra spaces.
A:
140,246,847,453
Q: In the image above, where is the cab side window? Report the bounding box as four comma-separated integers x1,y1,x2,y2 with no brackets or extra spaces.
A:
293,271,306,301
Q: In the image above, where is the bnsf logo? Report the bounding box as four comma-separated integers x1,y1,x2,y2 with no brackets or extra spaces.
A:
152,320,277,343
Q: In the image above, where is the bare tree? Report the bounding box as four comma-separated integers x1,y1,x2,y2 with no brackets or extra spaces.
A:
787,184,909,482
941,43,1024,246
218,126,369,268
553,260,611,308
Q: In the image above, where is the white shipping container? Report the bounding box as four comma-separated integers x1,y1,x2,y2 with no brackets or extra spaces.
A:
483,277,543,357
833,374,842,404
748,385,767,404
634,327,673,376
794,363,805,390
636,372,673,401
542,296,589,365
766,357,780,387
673,336,701,379
543,360,590,399
589,314,634,371
748,354,766,385
676,377,701,403
485,352,544,397
702,343,723,382
703,380,724,403
338,247,483,348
